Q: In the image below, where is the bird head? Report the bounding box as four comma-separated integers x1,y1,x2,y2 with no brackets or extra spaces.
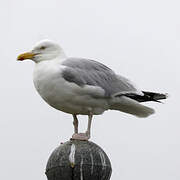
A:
17,39,66,63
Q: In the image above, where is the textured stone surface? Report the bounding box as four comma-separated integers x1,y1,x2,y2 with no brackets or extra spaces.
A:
46,140,112,180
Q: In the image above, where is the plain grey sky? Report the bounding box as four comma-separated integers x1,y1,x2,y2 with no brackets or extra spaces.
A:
1,0,179,179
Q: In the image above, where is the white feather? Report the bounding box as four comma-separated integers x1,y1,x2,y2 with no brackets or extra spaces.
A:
110,96,155,117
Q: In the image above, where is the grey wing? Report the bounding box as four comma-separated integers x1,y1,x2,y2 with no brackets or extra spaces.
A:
61,58,142,97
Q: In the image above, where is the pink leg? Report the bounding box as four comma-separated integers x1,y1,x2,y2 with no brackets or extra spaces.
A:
71,113,93,141
73,115,78,133
85,113,93,139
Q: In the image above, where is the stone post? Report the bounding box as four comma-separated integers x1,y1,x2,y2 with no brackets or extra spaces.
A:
46,140,112,180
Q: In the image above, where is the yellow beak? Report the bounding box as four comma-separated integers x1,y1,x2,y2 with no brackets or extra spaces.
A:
17,52,35,61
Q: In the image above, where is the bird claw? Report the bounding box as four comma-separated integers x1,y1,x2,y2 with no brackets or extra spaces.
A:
71,133,90,141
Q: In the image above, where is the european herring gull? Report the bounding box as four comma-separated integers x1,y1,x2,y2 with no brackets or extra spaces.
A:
17,40,168,140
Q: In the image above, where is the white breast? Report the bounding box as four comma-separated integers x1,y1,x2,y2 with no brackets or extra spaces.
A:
33,60,109,115
33,60,73,107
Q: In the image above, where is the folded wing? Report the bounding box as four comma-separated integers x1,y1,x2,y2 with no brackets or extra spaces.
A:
61,58,142,97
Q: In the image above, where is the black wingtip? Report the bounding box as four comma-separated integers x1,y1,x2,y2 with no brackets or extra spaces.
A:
142,91,168,102
122,91,168,103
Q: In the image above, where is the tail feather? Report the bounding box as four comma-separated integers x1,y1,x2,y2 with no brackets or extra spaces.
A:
110,96,155,118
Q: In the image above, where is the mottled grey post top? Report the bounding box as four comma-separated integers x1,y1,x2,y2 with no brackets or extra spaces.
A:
46,140,112,180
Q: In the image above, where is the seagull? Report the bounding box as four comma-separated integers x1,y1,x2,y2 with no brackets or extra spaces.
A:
17,40,168,140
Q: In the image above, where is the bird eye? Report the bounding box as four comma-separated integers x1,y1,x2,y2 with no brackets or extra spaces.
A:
40,46,46,50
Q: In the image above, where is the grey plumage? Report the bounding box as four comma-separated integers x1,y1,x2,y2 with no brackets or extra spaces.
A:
62,58,140,97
